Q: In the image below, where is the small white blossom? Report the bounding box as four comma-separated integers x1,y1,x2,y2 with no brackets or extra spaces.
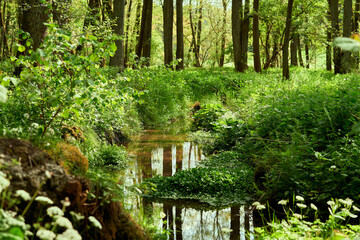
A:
23,113,30,119
47,206,64,217
221,227,232,233
45,170,52,179
252,201,261,206
327,200,336,206
310,203,318,211
278,199,288,205
295,196,304,202
55,216,73,229
330,165,337,169
36,229,56,240
88,216,102,229
15,190,31,201
61,197,71,207
339,198,353,207
31,123,39,129
160,212,166,219
56,229,82,240
296,203,307,209
0,171,10,193
256,204,266,210
349,213,358,218
353,205,360,212
293,213,302,219
35,196,54,205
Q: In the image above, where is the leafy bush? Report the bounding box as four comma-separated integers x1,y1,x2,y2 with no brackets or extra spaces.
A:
192,103,225,131
90,144,128,170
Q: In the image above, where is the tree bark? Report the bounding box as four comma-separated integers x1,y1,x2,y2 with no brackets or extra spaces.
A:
196,0,203,66
124,0,133,67
84,0,101,27
253,0,261,72
136,0,153,66
232,0,242,72
53,0,71,28
282,0,294,79
290,39,298,66
176,0,184,70
329,0,341,74
240,0,249,70
354,0,360,32
110,0,125,71
219,0,227,67
340,0,352,74
163,0,173,67
297,37,304,67
305,42,310,68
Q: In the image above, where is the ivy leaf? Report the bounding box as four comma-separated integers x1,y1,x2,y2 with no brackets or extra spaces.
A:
110,43,117,53
17,45,26,53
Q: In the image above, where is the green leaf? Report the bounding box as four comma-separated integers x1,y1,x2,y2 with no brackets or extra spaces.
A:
17,45,26,53
334,37,360,52
0,85,8,103
8,227,24,239
110,43,117,53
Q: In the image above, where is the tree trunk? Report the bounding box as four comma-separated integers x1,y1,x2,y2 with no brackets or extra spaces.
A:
253,0,261,72
176,0,184,70
240,0,249,70
84,0,101,27
326,2,332,71
354,0,360,32
196,0,203,66
163,0,173,67
305,42,310,68
329,0,341,74
282,0,294,79
340,0,352,74
297,37,304,67
110,0,125,71
53,0,71,28
232,0,242,72
290,39,298,66
0,0,9,57
219,0,227,67
124,0,132,67
136,0,153,66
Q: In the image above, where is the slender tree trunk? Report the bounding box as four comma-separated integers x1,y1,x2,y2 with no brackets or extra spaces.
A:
132,0,142,57
232,0,242,72
196,0,203,66
84,0,101,27
219,0,227,67
297,37,304,67
305,42,310,68
163,0,173,67
136,0,153,66
329,0,341,74
240,0,249,70
253,0,261,72
0,0,8,57
53,0,71,28
110,0,125,71
326,1,332,71
189,0,200,67
176,0,184,70
354,0,360,32
282,0,294,79
340,0,352,74
290,39,297,66
124,0,132,67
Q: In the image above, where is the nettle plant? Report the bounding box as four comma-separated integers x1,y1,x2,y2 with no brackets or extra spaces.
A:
7,23,118,137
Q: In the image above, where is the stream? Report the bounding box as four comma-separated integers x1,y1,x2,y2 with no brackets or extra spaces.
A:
124,130,254,240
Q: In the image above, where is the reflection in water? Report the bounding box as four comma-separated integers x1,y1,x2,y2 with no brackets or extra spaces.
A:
125,130,254,240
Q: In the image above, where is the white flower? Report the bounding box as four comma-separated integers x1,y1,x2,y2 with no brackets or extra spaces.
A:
23,113,30,119
293,213,302,219
0,171,10,193
296,203,307,209
35,196,54,205
256,204,266,210
61,197,71,207
55,216,73,229
221,227,232,233
349,212,358,218
88,216,102,229
31,123,39,129
339,198,353,207
310,203,318,211
252,201,261,206
36,229,56,240
56,229,82,240
278,199,288,205
327,200,336,206
47,206,64,217
15,190,31,201
160,212,166,219
330,165,336,169
295,196,304,202
45,171,52,179
353,205,360,212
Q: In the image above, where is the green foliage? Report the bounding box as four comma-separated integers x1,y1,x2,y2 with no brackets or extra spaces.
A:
141,152,254,206
91,144,128,170
192,104,225,131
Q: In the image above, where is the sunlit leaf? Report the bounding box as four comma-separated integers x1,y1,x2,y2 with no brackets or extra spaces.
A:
334,37,360,52
0,85,7,103
17,45,26,53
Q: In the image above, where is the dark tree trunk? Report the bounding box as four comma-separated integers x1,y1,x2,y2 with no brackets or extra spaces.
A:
232,0,242,72
219,0,227,67
340,0,352,74
163,0,173,67
18,0,49,51
282,0,294,79
53,0,71,28
176,0,184,70
326,2,332,71
189,0,201,67
0,0,9,57
290,39,298,66
354,0,360,32
240,0,250,70
84,0,101,27
329,0,341,74
305,42,310,68
124,0,133,67
110,0,125,71
253,0,261,72
196,0,203,66
136,0,153,66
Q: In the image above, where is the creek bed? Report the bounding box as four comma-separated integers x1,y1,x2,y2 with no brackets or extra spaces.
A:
124,130,254,240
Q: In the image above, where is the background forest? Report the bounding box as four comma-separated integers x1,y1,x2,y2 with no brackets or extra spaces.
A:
1,0,360,239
